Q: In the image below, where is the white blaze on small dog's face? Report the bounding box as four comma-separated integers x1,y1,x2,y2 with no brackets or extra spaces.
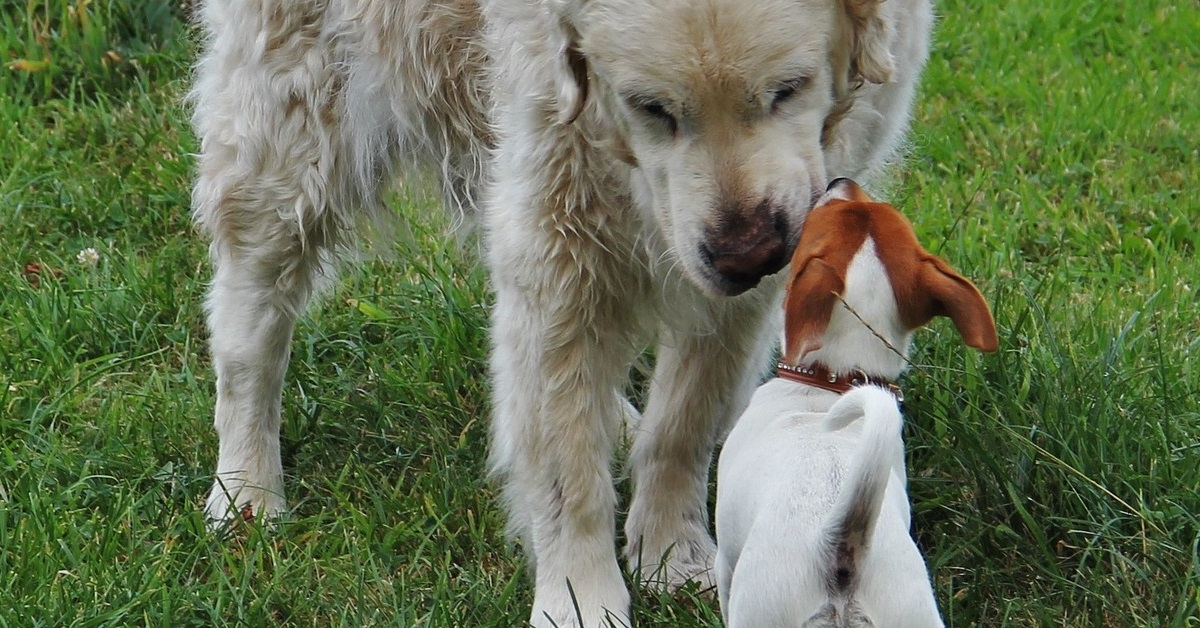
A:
792,179,917,375
804,237,915,376
578,0,842,296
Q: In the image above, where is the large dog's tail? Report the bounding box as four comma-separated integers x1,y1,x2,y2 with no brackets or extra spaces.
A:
819,386,904,594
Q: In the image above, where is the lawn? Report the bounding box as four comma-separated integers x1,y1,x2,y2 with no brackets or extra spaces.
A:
1,0,1196,625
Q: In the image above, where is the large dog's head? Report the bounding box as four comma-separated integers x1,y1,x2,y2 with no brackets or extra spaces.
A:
552,0,899,296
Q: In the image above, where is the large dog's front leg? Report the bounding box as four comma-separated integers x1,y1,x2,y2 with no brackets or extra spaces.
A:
487,204,643,627
490,286,640,627
624,289,781,591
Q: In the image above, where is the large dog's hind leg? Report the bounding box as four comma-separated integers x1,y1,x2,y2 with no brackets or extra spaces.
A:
624,289,781,591
191,1,356,524
200,238,325,523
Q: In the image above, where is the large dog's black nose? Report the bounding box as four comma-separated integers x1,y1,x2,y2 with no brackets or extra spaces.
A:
701,203,790,295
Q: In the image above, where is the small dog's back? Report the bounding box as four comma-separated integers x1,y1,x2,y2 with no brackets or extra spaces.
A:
718,386,941,627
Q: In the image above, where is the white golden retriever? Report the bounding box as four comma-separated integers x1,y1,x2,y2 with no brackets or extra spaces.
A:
190,0,932,625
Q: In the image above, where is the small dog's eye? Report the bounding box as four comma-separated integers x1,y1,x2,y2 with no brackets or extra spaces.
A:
632,100,678,135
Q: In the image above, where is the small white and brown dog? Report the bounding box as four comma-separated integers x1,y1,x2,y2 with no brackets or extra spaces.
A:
715,178,998,627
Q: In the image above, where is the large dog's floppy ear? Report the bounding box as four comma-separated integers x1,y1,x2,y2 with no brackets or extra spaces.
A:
551,1,590,125
843,0,896,84
917,256,999,352
782,256,846,364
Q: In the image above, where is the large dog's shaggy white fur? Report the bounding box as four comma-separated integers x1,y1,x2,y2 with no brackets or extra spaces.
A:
190,0,932,625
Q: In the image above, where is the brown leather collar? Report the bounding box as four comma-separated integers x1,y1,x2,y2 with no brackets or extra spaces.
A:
776,362,904,402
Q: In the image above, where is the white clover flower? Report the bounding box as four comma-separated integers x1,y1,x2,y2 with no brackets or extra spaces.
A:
77,247,100,267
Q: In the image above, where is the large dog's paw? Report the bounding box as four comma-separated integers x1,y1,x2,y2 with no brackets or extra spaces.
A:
626,532,717,594
529,563,631,628
203,478,286,528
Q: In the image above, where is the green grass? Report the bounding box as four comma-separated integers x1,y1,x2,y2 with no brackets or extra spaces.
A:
1,0,1197,625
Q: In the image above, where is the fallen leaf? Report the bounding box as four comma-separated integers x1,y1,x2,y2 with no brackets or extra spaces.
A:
22,261,64,288
8,58,50,73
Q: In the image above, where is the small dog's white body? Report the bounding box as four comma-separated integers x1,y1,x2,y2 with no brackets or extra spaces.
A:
715,180,997,627
718,382,939,627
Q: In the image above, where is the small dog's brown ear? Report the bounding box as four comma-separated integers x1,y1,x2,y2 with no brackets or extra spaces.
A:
782,256,846,363
918,256,999,352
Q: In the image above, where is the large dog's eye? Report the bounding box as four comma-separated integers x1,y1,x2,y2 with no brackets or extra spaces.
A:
628,97,678,135
771,78,809,112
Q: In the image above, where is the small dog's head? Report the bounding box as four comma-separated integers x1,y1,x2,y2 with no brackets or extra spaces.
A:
546,0,900,296
781,179,998,375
